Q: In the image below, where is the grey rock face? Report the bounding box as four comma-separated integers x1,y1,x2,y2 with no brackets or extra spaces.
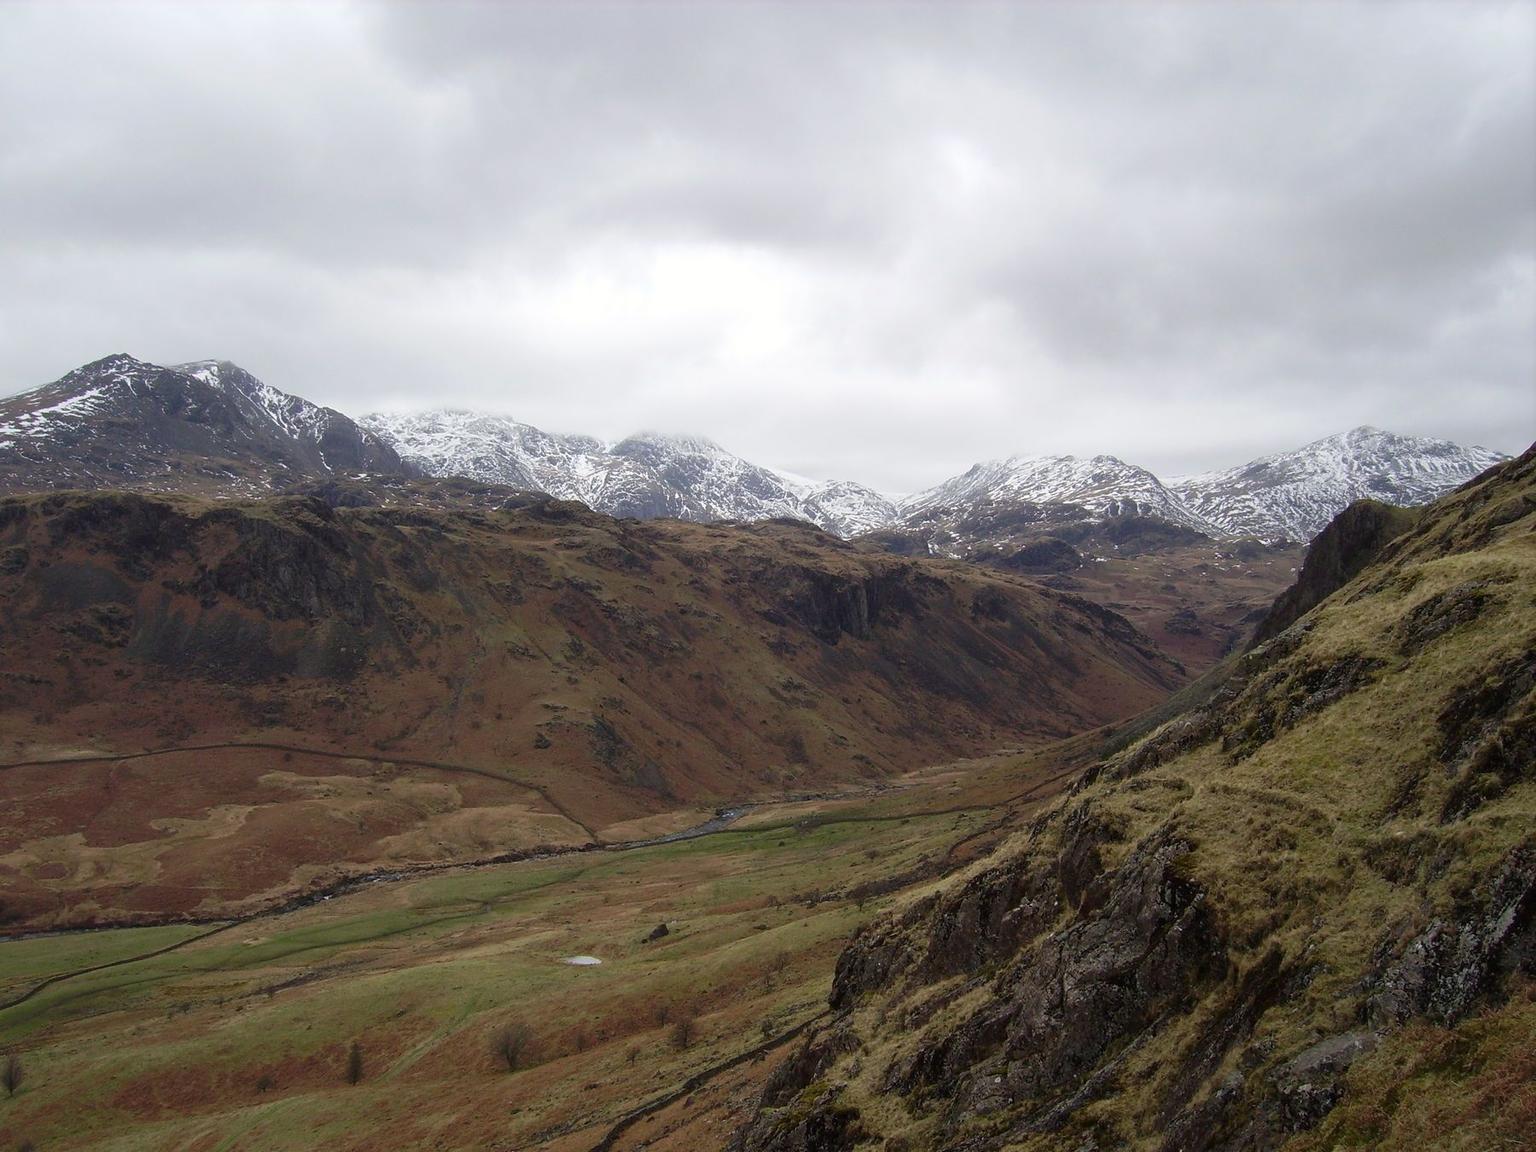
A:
1366,844,1536,1027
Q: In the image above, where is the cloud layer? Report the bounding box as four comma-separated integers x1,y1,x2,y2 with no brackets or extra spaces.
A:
1,1,1531,490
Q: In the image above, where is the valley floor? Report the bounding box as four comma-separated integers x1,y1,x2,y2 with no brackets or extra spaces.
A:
0,742,1089,1152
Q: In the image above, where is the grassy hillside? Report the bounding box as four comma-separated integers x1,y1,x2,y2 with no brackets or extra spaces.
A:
737,446,1535,1151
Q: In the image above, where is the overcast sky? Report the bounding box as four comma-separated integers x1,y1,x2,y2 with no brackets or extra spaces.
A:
1,1,1532,491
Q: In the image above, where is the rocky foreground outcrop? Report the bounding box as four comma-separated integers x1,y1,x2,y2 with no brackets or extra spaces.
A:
734,446,1536,1151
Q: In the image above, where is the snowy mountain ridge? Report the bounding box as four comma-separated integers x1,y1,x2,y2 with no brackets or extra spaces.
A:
900,452,1225,536
1,354,1510,542
1166,426,1511,541
358,410,898,536
890,429,1509,552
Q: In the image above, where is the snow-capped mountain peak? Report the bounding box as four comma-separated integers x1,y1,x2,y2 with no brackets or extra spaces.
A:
800,480,899,538
902,451,1222,536
0,353,147,447
1170,426,1509,541
0,354,409,493
613,430,725,456
176,359,341,446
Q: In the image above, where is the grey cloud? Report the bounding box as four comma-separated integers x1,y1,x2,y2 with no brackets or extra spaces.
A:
0,1,1531,494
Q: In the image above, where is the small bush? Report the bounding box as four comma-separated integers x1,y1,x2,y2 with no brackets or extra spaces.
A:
670,1013,696,1050
492,1024,532,1072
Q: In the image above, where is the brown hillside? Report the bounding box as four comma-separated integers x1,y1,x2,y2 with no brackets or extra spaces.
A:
0,488,1179,929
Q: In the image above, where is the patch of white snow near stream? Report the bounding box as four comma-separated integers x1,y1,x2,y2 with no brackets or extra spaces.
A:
562,955,602,966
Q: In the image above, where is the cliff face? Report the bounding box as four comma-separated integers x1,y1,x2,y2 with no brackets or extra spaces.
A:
735,445,1536,1152
1249,499,1420,648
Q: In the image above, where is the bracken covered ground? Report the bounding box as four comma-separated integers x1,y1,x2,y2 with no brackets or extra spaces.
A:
0,488,1182,930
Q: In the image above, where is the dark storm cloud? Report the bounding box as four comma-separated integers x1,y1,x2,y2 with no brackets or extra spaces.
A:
0,1,1531,491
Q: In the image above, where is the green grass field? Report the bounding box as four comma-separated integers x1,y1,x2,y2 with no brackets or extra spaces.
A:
0,777,1051,1151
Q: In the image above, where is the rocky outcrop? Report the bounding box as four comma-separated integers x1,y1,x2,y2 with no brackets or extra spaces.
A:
773,565,930,644
731,1028,865,1152
1220,651,1384,759
999,537,1083,574
1436,653,1536,822
1249,499,1419,647
192,500,377,623
1164,608,1203,635
1365,844,1536,1027
747,816,1224,1152
893,833,1218,1136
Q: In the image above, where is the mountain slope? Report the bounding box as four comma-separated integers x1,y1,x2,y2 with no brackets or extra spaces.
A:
736,442,1536,1151
0,485,1182,929
1171,426,1508,542
0,354,410,495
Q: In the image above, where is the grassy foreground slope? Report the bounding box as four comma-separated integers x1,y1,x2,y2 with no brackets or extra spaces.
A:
737,445,1535,1151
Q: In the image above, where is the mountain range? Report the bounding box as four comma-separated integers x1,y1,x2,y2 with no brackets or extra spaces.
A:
0,354,1509,544
354,409,898,537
